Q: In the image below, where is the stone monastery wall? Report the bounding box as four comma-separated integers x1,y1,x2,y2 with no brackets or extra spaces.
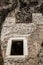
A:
1,13,43,65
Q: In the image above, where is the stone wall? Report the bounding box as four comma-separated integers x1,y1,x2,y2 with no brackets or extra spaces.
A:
32,13,43,65
32,13,43,41
1,13,43,65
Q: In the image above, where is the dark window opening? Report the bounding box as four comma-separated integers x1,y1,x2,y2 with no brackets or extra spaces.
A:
41,42,43,47
10,40,23,55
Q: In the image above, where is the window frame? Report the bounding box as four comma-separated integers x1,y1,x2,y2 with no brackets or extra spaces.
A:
6,37,28,58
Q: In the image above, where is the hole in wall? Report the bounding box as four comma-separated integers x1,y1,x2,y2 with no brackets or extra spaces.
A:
10,40,23,55
6,37,28,58
41,42,43,47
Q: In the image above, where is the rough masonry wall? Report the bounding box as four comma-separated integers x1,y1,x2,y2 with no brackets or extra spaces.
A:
1,13,43,65
33,13,43,65
0,0,43,65
1,16,39,65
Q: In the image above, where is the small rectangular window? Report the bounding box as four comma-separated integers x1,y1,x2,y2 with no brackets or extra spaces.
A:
10,40,23,55
6,37,28,59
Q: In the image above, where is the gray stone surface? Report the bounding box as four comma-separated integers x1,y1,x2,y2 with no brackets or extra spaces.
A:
32,13,43,24
0,0,43,65
1,14,39,65
0,2,43,65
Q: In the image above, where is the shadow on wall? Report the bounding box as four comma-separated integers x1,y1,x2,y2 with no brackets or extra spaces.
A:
0,0,17,32
0,45,4,65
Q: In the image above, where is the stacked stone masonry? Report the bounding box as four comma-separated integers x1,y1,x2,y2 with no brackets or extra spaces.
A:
1,13,43,65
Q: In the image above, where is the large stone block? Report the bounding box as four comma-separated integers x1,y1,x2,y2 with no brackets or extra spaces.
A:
32,13,43,24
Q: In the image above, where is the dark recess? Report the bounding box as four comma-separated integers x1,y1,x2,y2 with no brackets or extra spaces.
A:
10,40,23,55
41,42,43,47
